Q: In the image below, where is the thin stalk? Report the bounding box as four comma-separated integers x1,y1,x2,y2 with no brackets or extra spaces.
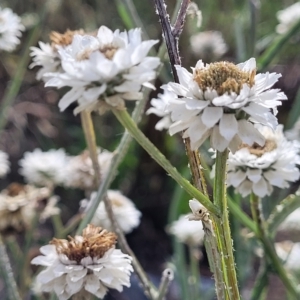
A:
250,262,269,300
188,244,201,300
80,111,101,185
156,268,174,300
250,193,299,298
51,214,65,238
0,235,22,300
112,109,220,217
214,150,240,300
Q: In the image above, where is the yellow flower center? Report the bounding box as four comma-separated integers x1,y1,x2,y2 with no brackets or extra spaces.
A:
193,61,256,95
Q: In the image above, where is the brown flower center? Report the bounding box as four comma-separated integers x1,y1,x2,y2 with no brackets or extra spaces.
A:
193,61,256,95
51,224,117,263
50,29,85,47
6,183,25,196
239,139,277,157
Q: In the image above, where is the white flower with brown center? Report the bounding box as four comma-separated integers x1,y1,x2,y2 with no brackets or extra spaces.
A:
276,2,300,34
83,190,141,234
30,29,85,80
0,150,10,178
0,183,52,233
190,31,228,61
31,224,133,300
19,148,69,187
162,58,287,152
168,214,205,246
0,6,24,52
43,26,160,114
146,90,174,130
64,149,113,190
226,125,300,197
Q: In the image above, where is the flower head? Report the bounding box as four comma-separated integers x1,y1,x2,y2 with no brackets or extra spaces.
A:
0,183,53,233
168,214,205,246
160,58,286,152
64,149,113,190
31,224,133,300
0,7,24,52
146,90,175,130
0,150,10,178
190,31,228,61
41,26,160,114
276,2,300,34
225,125,300,197
82,190,141,234
19,148,69,187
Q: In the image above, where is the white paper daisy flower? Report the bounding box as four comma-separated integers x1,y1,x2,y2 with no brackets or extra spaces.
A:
276,2,300,35
0,150,10,178
82,190,141,234
0,7,24,52
226,125,300,197
43,26,160,114
190,31,228,60
162,58,287,152
64,149,113,190
146,90,174,130
168,214,205,246
19,148,69,187
31,224,133,300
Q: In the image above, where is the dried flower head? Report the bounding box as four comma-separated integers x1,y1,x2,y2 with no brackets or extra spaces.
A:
0,183,53,233
190,31,227,61
276,2,300,34
0,6,24,52
64,149,113,190
0,150,10,178
82,190,141,233
31,224,133,300
19,148,69,187
160,58,286,152
42,25,160,114
225,125,300,197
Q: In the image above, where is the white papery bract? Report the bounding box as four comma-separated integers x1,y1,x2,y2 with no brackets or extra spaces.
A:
83,190,141,234
226,125,300,198
276,2,300,34
43,26,160,114
0,7,24,52
190,31,228,60
146,90,175,130
168,214,205,246
31,225,133,300
162,58,287,152
0,150,10,178
19,148,69,187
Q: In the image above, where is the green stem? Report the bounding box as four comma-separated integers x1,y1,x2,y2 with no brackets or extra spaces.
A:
251,262,269,300
250,193,299,298
112,109,220,217
188,244,201,300
51,214,65,238
214,150,240,300
0,235,21,300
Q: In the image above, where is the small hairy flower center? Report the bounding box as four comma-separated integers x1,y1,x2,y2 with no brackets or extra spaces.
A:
99,45,118,60
51,224,117,264
50,29,85,47
193,61,256,95
240,139,277,157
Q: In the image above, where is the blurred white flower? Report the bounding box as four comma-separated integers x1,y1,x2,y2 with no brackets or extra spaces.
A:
285,117,300,141
225,125,300,197
30,29,85,81
43,26,160,114
0,7,24,52
0,183,53,232
31,224,133,300
146,90,175,130
19,148,69,187
168,214,205,246
275,241,300,271
162,58,286,152
278,207,300,231
0,150,10,178
64,149,113,190
276,2,300,34
190,31,228,60
82,190,141,234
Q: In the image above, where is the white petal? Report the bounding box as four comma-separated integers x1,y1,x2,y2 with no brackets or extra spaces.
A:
210,126,229,152
246,169,262,183
201,107,223,128
253,177,270,197
219,114,238,141
238,120,265,146
97,26,114,45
